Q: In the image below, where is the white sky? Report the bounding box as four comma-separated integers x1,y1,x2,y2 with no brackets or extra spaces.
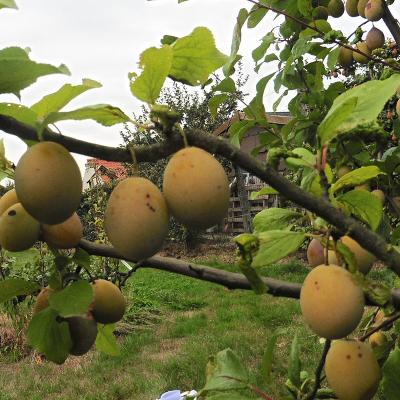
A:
0,0,397,173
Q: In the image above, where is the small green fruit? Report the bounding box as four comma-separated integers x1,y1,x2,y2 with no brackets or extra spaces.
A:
365,0,384,21
67,315,98,356
337,47,353,68
328,0,345,17
91,279,126,324
353,42,371,64
345,0,359,17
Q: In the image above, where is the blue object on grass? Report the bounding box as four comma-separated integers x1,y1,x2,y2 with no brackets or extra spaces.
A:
160,390,181,400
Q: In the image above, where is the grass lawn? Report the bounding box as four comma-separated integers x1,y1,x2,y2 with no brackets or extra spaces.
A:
0,258,395,400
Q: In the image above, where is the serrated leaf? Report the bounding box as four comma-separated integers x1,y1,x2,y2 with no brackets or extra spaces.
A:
208,93,229,118
252,231,305,267
338,190,383,231
0,278,39,303
169,27,228,86
43,104,131,127
95,323,120,356
223,9,248,76
0,47,70,97
382,348,400,399
32,79,102,119
331,166,384,193
318,74,400,145
130,46,173,104
288,334,301,388
27,308,72,364
0,0,17,10
250,186,279,199
253,208,302,233
49,280,93,317
202,348,248,392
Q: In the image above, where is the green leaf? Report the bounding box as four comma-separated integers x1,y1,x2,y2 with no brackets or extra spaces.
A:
0,47,70,97
250,186,279,199
259,333,278,385
5,248,40,269
238,262,267,295
73,248,91,270
0,0,18,10
0,278,39,303
202,348,248,392
48,280,93,318
228,120,256,148
169,27,228,86
288,334,301,388
27,308,72,364
31,79,102,119
244,73,275,119
382,348,400,399
129,46,173,104
212,77,236,93
252,32,276,63
327,47,340,70
318,74,400,145
331,166,384,193
338,190,383,231
206,394,251,400
286,147,316,169
223,9,248,76
253,208,302,233
208,93,229,118
95,323,120,356
298,0,313,17
0,102,38,127
252,231,306,267
43,104,131,127
247,5,268,28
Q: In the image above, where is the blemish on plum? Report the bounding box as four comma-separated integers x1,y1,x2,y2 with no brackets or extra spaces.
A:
8,210,16,216
346,354,351,360
358,353,363,358
146,203,156,212
146,193,150,199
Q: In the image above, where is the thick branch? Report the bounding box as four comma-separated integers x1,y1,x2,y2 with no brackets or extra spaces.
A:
2,114,400,276
382,0,400,46
79,239,301,298
79,239,400,308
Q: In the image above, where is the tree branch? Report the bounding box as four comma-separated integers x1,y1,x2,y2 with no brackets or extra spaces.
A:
79,239,400,308
382,0,400,47
2,113,400,277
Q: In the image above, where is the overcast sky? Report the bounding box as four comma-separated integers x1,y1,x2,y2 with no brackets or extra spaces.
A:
0,0,397,173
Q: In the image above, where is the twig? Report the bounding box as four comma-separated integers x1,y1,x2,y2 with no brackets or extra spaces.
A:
305,339,331,400
359,312,400,341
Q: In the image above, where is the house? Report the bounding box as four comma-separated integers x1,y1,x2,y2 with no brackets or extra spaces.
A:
83,159,127,190
213,111,291,234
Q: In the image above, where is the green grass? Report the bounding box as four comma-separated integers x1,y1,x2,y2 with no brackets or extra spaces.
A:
0,259,391,399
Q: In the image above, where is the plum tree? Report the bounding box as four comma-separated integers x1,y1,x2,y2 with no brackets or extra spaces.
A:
325,340,381,400
105,177,169,260
67,315,98,356
163,147,230,229
306,238,325,267
300,265,365,339
41,212,83,249
0,203,40,252
0,189,18,216
15,142,82,225
91,279,126,324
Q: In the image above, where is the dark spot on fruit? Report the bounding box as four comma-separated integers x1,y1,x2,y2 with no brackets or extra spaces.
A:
190,164,194,168
146,203,156,212
314,281,318,285
146,193,150,198
172,173,176,178
35,168,40,172
358,353,362,358
8,210,16,216
346,354,351,360
217,185,221,189
115,194,120,199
